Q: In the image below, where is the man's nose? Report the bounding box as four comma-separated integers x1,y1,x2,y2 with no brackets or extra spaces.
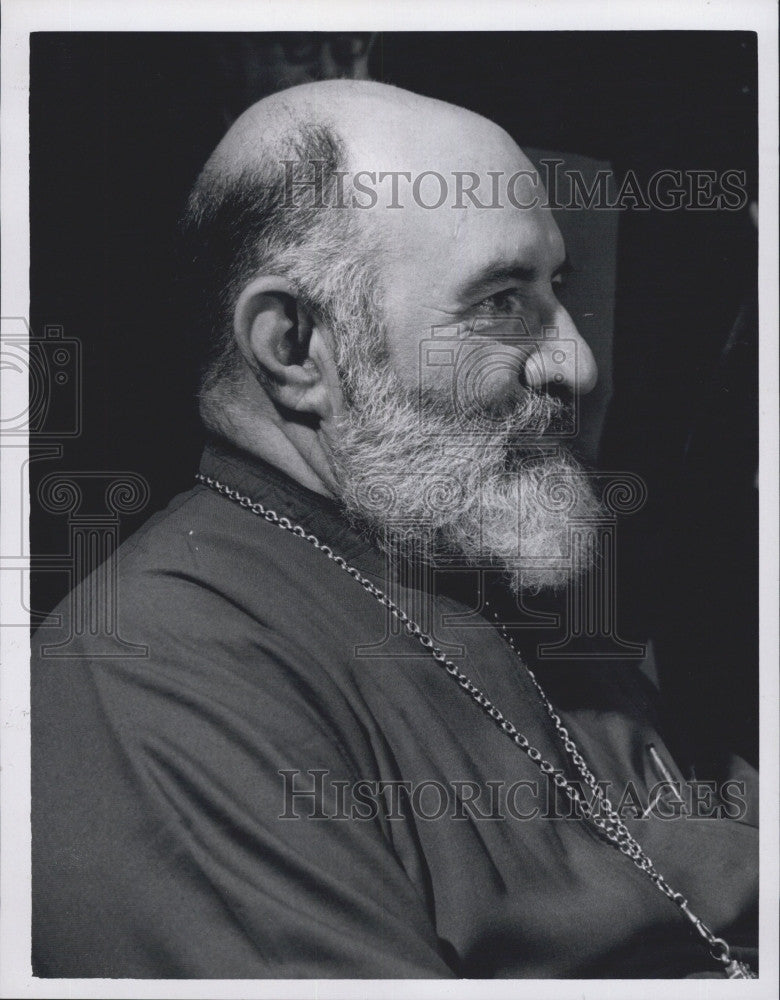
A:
522,304,598,395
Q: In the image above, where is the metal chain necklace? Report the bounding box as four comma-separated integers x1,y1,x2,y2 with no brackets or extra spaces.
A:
196,472,756,979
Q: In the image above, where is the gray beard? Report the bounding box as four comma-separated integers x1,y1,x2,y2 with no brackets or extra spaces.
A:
327,347,604,593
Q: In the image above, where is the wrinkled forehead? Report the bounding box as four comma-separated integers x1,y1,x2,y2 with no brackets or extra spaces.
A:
342,122,565,301
374,172,562,269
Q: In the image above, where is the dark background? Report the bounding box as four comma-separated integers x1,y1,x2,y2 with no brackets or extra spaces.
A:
29,32,758,768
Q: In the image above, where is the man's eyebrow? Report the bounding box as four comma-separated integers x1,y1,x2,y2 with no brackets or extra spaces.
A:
459,255,573,302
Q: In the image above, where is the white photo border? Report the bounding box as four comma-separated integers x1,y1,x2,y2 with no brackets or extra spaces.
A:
2,2,777,998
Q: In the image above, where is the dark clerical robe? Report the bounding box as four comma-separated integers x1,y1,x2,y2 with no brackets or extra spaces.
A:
31,439,758,978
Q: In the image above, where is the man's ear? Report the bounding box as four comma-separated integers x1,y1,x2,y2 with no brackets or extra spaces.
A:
233,276,341,418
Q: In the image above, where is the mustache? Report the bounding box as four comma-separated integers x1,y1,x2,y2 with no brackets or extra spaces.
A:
416,383,572,441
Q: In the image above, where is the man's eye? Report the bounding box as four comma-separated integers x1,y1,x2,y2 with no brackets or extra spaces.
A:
553,264,577,295
476,289,527,317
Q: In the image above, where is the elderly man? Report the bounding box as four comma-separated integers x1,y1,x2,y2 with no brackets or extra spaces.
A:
32,80,757,979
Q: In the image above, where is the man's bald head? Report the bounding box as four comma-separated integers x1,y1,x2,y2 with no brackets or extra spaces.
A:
205,78,508,181
182,80,539,431
183,79,593,434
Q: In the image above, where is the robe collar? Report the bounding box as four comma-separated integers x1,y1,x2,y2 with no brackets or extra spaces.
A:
198,435,383,569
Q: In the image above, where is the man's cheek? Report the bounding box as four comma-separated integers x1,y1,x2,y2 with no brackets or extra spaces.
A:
451,342,527,418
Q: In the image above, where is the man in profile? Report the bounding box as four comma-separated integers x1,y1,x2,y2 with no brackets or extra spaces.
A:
32,80,757,979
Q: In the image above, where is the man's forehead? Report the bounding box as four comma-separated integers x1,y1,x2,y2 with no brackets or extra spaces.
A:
344,127,557,267
343,111,532,195
372,176,565,298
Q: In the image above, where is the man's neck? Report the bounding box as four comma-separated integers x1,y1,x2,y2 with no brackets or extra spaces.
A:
215,402,340,498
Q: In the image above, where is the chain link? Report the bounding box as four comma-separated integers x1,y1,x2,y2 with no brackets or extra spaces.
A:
195,472,755,977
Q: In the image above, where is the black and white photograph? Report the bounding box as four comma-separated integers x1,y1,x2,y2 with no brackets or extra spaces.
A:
1,1,777,996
